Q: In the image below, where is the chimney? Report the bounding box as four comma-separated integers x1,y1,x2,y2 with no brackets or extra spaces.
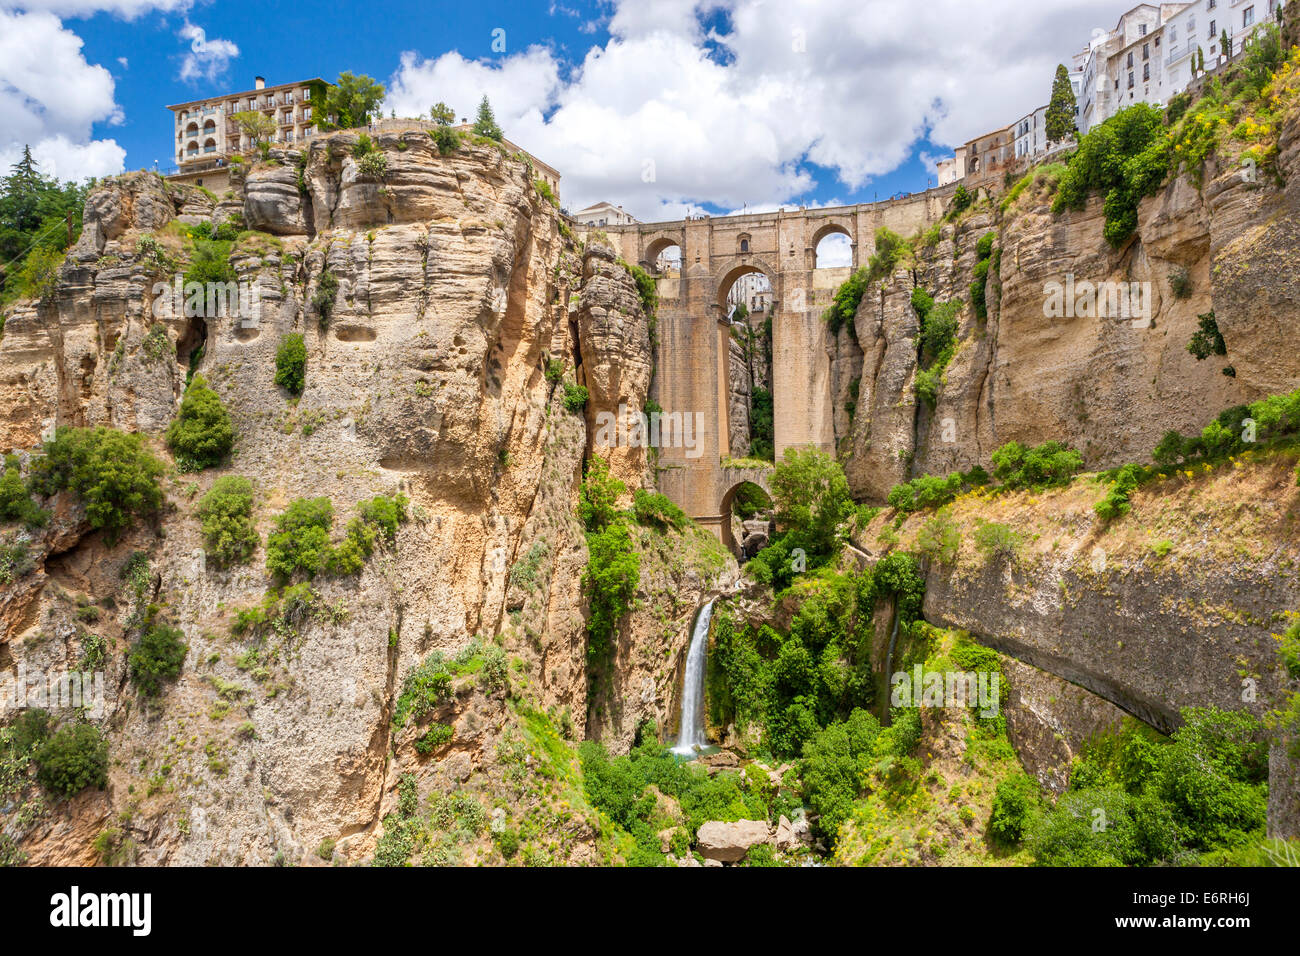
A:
255,76,266,90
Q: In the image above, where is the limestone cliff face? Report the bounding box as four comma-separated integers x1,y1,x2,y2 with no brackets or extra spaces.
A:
838,108,1300,502
851,453,1300,832
0,132,728,865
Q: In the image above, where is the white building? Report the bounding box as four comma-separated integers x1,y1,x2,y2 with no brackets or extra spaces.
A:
572,201,639,227
1013,105,1050,159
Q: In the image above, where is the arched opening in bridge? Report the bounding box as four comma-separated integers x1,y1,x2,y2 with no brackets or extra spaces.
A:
718,265,776,462
645,238,682,276
814,227,853,269
720,481,773,558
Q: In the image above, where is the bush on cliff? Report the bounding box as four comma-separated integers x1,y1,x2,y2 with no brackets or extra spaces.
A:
197,475,259,567
33,723,108,796
29,426,164,544
128,622,188,697
166,374,235,470
274,333,307,396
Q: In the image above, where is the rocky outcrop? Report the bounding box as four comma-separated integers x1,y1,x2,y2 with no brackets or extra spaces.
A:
696,818,771,862
836,110,1300,502
0,130,729,865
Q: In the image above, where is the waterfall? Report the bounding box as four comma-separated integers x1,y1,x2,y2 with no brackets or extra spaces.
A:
671,600,715,755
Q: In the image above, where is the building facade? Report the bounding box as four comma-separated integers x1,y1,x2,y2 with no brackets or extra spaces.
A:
572,201,639,227
168,76,325,173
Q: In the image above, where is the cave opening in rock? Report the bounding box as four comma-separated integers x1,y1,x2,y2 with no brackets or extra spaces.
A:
178,314,207,381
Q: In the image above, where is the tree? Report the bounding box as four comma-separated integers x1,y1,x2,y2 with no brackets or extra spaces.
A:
472,96,503,141
429,102,455,125
0,147,89,302
1045,63,1078,142
165,374,235,470
769,447,851,556
1222,29,1233,60
322,72,386,129
233,110,275,148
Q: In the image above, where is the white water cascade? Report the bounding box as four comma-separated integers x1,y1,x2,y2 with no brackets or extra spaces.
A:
672,600,715,755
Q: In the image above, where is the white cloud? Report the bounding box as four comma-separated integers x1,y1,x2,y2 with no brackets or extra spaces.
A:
385,0,1117,218
5,0,191,19
117,56,128,69
178,21,239,84
0,9,125,181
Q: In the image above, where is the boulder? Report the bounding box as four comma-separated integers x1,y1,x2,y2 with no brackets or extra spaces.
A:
696,819,772,862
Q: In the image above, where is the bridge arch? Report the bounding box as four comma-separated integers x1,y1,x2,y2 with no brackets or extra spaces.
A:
809,220,856,271
718,468,774,557
715,258,780,313
643,233,685,274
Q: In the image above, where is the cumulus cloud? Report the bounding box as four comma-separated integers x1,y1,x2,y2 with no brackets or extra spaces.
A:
6,0,191,19
0,9,125,181
384,0,1116,217
178,21,239,84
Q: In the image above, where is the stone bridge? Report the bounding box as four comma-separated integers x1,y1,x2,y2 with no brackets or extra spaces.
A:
601,186,956,548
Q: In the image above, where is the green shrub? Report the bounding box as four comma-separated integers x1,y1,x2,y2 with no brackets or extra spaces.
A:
29,427,164,544
947,184,972,218
989,772,1037,843
274,333,307,395
197,476,259,567
165,374,235,470
563,383,588,413
414,723,453,754
1169,267,1193,299
770,447,851,557
632,489,688,531
129,622,188,697
799,709,882,845
578,457,625,531
0,458,46,527
312,269,339,324
392,652,455,731
916,511,961,564
1094,463,1146,522
544,359,564,384
265,497,334,580
356,151,388,180
584,522,640,665
1187,311,1226,360
33,723,108,796
183,237,236,288
430,125,461,155
990,440,1083,489
973,521,1021,561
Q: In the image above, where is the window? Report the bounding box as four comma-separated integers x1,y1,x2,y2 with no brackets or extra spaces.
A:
1207,0,1215,8
1139,23,1147,36
302,87,311,100
740,239,749,252
1143,43,1149,60
1144,63,1151,81
1243,6,1255,28
1128,71,1135,88
1127,51,1134,68
1209,20,1216,38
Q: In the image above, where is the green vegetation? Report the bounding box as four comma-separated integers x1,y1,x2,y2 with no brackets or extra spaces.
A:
729,482,771,520
1046,63,1079,142
886,465,988,514
631,488,688,531
265,493,408,581
1187,310,1227,360
197,476,259,567
579,730,775,866
578,458,640,668
969,231,997,322
990,439,1083,489
1026,708,1268,865
749,387,774,461
563,383,589,413
392,642,490,733
165,374,235,471
319,72,386,129
183,237,236,288
0,455,47,528
29,426,164,544
768,447,851,558
33,722,108,796
274,333,307,396
312,269,339,324
0,146,88,307
430,125,462,155
1053,31,1294,246
911,289,962,406
473,96,504,141
128,622,188,697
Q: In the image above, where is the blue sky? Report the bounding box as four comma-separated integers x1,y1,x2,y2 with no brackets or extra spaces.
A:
2,0,1124,219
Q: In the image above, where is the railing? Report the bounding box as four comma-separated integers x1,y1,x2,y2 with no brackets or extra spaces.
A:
1165,40,1197,66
